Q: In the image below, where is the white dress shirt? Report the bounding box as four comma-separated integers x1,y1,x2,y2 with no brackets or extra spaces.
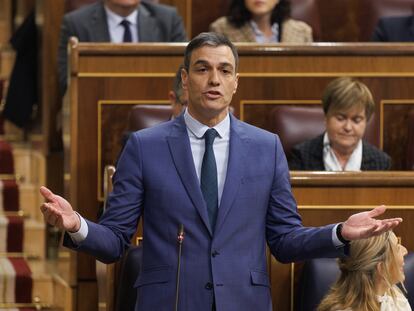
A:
104,6,139,43
250,20,279,43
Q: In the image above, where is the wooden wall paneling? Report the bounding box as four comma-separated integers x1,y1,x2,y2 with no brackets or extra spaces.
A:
14,0,36,27
191,0,231,38
36,0,65,205
67,43,414,311
0,0,12,44
160,0,192,37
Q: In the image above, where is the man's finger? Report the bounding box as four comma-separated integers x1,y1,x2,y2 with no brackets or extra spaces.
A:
39,186,57,203
381,217,403,224
367,205,386,218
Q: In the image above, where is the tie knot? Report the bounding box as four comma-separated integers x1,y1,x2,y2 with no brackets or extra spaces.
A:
204,128,218,146
120,19,130,27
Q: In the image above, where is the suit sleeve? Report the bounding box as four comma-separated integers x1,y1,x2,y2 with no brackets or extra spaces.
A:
265,135,344,263
63,133,144,263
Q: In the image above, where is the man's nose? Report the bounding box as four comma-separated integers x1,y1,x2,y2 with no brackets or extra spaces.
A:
208,69,220,85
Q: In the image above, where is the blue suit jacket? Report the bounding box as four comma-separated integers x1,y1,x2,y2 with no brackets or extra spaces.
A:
65,114,344,311
371,15,414,42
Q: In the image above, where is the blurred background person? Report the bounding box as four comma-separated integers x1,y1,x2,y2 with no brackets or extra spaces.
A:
169,64,188,118
209,0,312,43
371,14,414,42
58,0,187,95
318,231,410,311
289,77,391,171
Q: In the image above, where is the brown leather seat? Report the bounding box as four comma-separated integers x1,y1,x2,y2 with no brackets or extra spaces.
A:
127,104,172,132
268,105,379,158
120,104,173,148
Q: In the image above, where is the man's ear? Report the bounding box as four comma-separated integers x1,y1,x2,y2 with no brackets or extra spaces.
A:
168,91,177,105
181,68,188,90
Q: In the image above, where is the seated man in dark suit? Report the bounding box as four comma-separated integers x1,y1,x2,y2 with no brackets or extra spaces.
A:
371,14,414,42
289,77,391,171
58,0,187,94
168,64,189,118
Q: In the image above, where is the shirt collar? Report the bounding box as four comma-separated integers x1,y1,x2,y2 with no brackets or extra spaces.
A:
104,5,138,27
183,108,230,140
249,20,279,43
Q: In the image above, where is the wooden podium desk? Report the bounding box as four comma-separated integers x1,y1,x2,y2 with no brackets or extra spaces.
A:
65,40,414,311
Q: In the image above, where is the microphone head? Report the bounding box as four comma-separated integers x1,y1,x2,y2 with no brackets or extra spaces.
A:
177,224,185,243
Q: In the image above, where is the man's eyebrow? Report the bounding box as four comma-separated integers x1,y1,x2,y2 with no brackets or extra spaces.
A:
193,59,210,66
192,59,234,69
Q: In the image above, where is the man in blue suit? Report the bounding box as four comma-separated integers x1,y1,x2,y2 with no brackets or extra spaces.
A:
40,32,402,311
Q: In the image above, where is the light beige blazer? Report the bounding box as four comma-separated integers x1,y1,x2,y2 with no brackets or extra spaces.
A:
209,16,313,42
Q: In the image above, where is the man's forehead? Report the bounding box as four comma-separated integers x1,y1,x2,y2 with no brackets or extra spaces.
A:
190,45,236,66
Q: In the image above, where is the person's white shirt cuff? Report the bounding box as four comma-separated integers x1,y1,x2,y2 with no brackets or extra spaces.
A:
67,212,88,244
332,223,344,248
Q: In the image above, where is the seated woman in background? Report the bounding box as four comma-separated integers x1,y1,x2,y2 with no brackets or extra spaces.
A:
289,77,391,171
209,0,312,43
318,231,410,311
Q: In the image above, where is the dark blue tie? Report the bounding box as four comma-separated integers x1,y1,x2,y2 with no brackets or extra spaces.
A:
201,129,218,232
120,20,132,42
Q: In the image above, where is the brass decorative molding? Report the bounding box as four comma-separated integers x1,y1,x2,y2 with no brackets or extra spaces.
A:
0,252,39,259
1,210,27,217
79,72,175,78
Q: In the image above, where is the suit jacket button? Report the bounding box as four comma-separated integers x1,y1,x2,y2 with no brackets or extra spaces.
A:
205,282,213,290
212,250,219,257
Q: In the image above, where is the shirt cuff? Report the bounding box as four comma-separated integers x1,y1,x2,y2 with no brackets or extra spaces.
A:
67,212,88,244
332,223,344,248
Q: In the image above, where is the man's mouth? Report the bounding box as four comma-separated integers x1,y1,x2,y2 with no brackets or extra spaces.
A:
204,90,222,99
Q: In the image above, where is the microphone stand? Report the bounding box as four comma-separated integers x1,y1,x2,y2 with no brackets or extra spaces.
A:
175,224,185,311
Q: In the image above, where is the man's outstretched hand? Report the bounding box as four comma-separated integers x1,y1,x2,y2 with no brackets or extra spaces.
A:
39,186,80,232
341,205,402,241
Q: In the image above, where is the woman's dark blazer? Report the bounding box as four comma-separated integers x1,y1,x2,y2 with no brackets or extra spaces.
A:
288,134,391,170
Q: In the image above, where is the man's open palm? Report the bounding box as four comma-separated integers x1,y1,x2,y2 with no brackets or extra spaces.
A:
341,205,402,241
39,186,80,232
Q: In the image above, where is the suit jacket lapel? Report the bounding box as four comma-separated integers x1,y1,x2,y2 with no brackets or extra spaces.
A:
90,2,110,42
214,115,247,235
167,116,213,236
138,3,161,41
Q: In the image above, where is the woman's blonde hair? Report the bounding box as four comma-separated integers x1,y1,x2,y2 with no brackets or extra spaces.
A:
322,77,375,121
317,231,402,311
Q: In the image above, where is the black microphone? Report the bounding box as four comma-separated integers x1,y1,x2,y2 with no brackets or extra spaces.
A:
175,224,185,311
